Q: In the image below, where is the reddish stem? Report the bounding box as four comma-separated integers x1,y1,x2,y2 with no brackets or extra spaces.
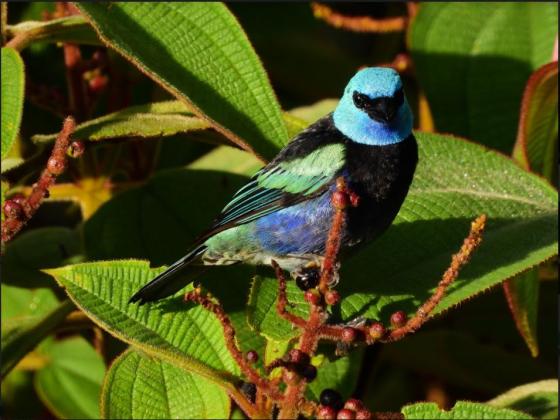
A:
2,117,76,245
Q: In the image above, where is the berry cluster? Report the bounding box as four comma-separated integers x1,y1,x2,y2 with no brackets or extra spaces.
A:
317,389,372,419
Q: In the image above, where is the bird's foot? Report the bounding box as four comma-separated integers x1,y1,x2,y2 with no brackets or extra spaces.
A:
327,263,341,288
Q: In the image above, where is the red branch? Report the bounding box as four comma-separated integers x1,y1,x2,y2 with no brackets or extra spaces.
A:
184,289,284,402
311,2,409,33
2,117,76,245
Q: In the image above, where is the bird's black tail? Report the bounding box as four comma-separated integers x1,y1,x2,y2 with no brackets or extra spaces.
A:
129,245,208,305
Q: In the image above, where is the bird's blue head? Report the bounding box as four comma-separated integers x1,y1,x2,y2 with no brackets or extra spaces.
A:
333,67,413,146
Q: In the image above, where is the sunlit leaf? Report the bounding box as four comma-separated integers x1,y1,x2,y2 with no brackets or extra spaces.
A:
101,349,229,419
1,47,25,156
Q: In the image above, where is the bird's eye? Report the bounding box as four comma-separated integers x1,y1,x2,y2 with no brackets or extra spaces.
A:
352,91,370,109
394,88,404,107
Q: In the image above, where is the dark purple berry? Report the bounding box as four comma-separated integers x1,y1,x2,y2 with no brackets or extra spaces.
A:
320,389,343,410
239,381,256,403
296,269,320,290
300,364,317,382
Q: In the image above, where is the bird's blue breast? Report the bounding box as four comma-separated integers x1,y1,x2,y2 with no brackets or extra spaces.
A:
255,188,335,255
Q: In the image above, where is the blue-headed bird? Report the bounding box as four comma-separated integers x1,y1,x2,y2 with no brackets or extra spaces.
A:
130,67,418,304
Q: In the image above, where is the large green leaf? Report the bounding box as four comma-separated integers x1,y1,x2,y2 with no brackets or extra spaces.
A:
1,227,83,288
380,330,554,394
1,47,25,156
102,349,230,419
488,379,558,419
248,132,557,339
402,401,531,419
409,3,558,152
76,2,288,160
31,101,211,144
35,337,105,419
45,260,241,388
512,61,558,181
83,169,248,265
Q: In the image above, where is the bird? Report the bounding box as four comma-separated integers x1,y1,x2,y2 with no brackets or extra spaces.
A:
130,67,418,305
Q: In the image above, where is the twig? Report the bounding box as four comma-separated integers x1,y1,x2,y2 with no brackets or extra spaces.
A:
272,261,307,328
2,117,76,245
184,290,284,403
311,2,409,33
383,214,487,342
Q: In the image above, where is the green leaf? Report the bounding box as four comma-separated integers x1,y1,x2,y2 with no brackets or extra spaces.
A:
488,379,558,419
288,98,338,123
409,3,558,152
189,145,262,176
243,132,558,337
1,47,25,157
306,349,364,401
1,299,74,377
381,330,554,394
402,401,531,419
503,270,540,357
1,283,59,326
1,157,25,174
101,349,230,419
1,227,83,288
31,101,211,144
45,260,241,389
6,16,101,50
84,169,248,265
35,337,105,419
1,180,8,223
512,62,558,181
76,2,288,160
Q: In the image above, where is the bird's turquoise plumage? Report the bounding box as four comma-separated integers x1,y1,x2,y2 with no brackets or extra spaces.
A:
130,67,418,304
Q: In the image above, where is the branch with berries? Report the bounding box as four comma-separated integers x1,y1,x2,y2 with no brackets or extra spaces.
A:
183,177,487,419
1,117,84,245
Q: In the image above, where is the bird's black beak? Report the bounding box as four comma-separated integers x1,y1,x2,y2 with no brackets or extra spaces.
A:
352,91,403,124
374,97,398,123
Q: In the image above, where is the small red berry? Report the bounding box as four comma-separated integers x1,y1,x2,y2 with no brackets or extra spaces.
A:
325,290,340,305
304,290,321,305
68,140,85,158
390,310,407,328
289,349,310,366
10,193,26,207
88,74,108,93
317,406,337,420
3,200,23,219
341,327,357,343
47,157,65,175
246,350,258,364
368,322,386,340
332,191,349,209
355,409,372,419
337,408,356,419
344,398,364,411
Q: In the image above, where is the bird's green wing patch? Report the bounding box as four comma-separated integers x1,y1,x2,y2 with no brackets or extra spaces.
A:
213,143,345,229
258,143,345,194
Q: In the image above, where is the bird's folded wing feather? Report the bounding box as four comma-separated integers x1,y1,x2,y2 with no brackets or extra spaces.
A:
198,142,346,240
